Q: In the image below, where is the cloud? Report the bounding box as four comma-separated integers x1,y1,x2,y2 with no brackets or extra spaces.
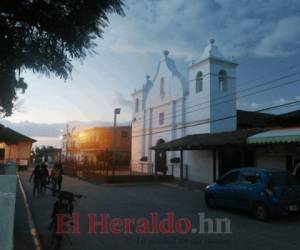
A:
1,119,131,147
255,15,300,57
272,98,287,105
104,0,300,59
104,90,133,119
113,90,133,109
237,100,263,111
250,102,260,109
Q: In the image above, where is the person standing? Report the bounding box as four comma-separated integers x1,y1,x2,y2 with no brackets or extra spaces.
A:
56,162,64,192
40,163,49,194
50,162,64,195
50,167,58,196
29,165,41,197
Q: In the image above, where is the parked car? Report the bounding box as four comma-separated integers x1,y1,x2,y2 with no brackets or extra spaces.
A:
205,168,300,221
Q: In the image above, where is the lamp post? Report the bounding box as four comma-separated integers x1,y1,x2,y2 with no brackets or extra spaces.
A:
65,124,69,162
112,108,121,176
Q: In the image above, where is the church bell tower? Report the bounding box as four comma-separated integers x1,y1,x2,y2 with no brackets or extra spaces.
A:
188,39,238,133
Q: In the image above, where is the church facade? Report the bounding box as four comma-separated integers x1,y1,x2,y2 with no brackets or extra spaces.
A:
131,39,238,183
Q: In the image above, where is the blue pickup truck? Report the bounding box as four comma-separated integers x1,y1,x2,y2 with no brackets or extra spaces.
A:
205,168,300,221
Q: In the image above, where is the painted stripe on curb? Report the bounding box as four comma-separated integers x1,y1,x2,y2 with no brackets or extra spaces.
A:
17,174,42,250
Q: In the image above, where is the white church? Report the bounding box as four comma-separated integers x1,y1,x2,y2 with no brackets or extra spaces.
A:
130,39,300,183
131,39,239,183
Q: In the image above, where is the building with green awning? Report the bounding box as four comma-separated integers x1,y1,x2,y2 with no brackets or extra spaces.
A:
246,127,300,177
247,127,300,145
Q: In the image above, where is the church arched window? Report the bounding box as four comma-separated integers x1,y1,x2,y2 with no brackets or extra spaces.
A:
219,70,228,92
160,77,165,100
195,71,203,93
135,98,139,113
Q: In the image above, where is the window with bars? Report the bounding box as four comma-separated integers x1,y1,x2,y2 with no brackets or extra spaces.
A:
160,77,165,100
195,71,203,93
135,98,139,112
219,70,228,92
159,112,165,125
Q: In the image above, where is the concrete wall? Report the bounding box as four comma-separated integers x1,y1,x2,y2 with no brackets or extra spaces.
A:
255,148,286,170
167,150,214,184
184,150,213,183
0,164,17,250
0,142,33,166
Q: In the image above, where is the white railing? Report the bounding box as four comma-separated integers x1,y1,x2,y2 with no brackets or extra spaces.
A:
131,162,154,174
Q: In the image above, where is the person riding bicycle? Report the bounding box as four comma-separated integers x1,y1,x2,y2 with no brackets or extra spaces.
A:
49,191,83,249
49,191,74,231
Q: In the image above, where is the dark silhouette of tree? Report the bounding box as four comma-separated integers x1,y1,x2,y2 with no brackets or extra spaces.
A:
0,0,124,116
32,145,52,162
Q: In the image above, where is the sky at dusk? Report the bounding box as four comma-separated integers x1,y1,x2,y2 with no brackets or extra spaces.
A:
2,0,300,144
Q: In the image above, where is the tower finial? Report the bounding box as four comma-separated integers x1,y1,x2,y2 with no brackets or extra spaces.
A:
208,38,215,45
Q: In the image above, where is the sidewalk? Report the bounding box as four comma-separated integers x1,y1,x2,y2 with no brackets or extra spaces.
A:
14,183,35,250
161,180,208,191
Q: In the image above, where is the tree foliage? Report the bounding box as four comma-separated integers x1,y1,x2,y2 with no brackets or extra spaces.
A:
32,145,53,162
0,0,124,116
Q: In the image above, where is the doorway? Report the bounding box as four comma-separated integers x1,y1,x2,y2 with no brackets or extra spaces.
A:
218,148,254,177
155,139,167,175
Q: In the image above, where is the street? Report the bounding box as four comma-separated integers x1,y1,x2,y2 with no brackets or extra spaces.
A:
16,170,300,250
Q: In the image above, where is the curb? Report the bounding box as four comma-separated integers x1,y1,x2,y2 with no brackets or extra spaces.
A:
160,182,206,192
17,174,42,250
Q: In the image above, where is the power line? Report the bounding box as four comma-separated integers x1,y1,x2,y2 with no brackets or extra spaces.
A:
258,99,300,112
175,62,300,112
132,99,300,138
134,76,300,126
181,77,300,117
134,70,300,124
155,61,300,118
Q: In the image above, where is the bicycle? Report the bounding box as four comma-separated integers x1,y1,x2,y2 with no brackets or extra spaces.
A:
48,190,85,250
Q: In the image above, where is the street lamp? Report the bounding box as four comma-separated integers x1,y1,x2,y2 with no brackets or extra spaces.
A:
112,108,121,176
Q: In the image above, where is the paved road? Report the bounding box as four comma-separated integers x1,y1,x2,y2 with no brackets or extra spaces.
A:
18,170,300,250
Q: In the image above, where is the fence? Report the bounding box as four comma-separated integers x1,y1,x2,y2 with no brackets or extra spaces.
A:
62,161,174,183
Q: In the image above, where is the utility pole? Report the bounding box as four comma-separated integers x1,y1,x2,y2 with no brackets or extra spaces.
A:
112,108,121,176
66,124,69,161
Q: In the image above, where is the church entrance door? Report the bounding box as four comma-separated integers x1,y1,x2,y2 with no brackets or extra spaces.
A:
155,139,167,175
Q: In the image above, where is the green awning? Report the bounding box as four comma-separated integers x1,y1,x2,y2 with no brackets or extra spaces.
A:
247,127,300,144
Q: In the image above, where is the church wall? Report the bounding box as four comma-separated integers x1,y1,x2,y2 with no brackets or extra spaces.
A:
185,62,211,134
145,60,183,109
131,135,143,171
131,89,144,171
210,61,237,133
185,123,210,136
143,54,186,165
131,40,238,182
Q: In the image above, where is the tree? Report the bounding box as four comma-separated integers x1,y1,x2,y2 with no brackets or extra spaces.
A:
0,0,124,116
32,145,57,163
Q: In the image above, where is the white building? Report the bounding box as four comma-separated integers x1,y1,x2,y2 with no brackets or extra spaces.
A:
131,39,239,183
